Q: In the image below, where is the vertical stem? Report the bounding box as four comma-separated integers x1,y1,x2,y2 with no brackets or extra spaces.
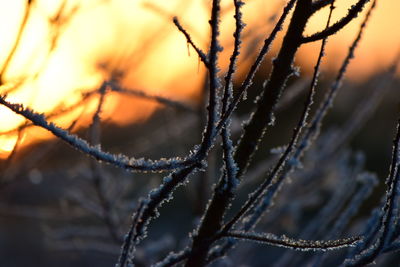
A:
185,1,314,266
234,0,313,178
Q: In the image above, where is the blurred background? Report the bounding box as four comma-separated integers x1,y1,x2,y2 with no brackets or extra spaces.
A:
0,0,399,266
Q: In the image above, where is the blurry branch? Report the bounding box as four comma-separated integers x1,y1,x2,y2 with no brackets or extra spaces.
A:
333,57,399,152
0,124,26,186
274,156,371,267
88,84,122,243
105,80,196,113
1,0,78,95
0,0,34,85
275,78,309,111
107,1,195,76
344,118,400,266
49,239,120,255
47,226,112,240
0,203,85,220
89,84,106,146
48,0,80,46
307,173,378,266
3,123,26,165
67,189,104,218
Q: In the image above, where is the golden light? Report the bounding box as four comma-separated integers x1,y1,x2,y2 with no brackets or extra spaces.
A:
0,136,19,155
0,0,398,158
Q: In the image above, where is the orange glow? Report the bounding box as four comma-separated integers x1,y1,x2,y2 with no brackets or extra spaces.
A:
0,136,19,156
0,0,399,158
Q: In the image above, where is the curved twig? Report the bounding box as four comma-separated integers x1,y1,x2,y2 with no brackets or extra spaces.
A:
302,0,370,43
225,231,362,251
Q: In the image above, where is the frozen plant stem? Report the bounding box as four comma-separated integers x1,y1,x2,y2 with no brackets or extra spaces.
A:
224,231,361,251
186,1,315,266
216,0,297,130
204,4,338,263
221,0,336,239
185,0,372,265
232,0,370,178
233,0,313,177
173,17,209,67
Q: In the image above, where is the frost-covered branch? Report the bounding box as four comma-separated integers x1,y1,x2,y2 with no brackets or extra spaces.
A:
0,95,194,172
173,17,209,67
302,0,370,43
220,0,334,236
224,231,361,251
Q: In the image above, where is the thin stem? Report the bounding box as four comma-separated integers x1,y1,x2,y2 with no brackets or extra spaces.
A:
0,0,34,84
105,81,195,113
302,0,370,43
225,231,361,251
173,17,209,67
184,1,223,266
0,95,195,172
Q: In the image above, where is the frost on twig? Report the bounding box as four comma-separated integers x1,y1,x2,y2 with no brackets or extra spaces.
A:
173,17,209,67
0,95,193,172
224,231,361,251
220,0,335,238
302,0,370,43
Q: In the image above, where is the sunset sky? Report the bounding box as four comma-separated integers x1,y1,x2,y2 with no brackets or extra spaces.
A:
0,0,399,156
